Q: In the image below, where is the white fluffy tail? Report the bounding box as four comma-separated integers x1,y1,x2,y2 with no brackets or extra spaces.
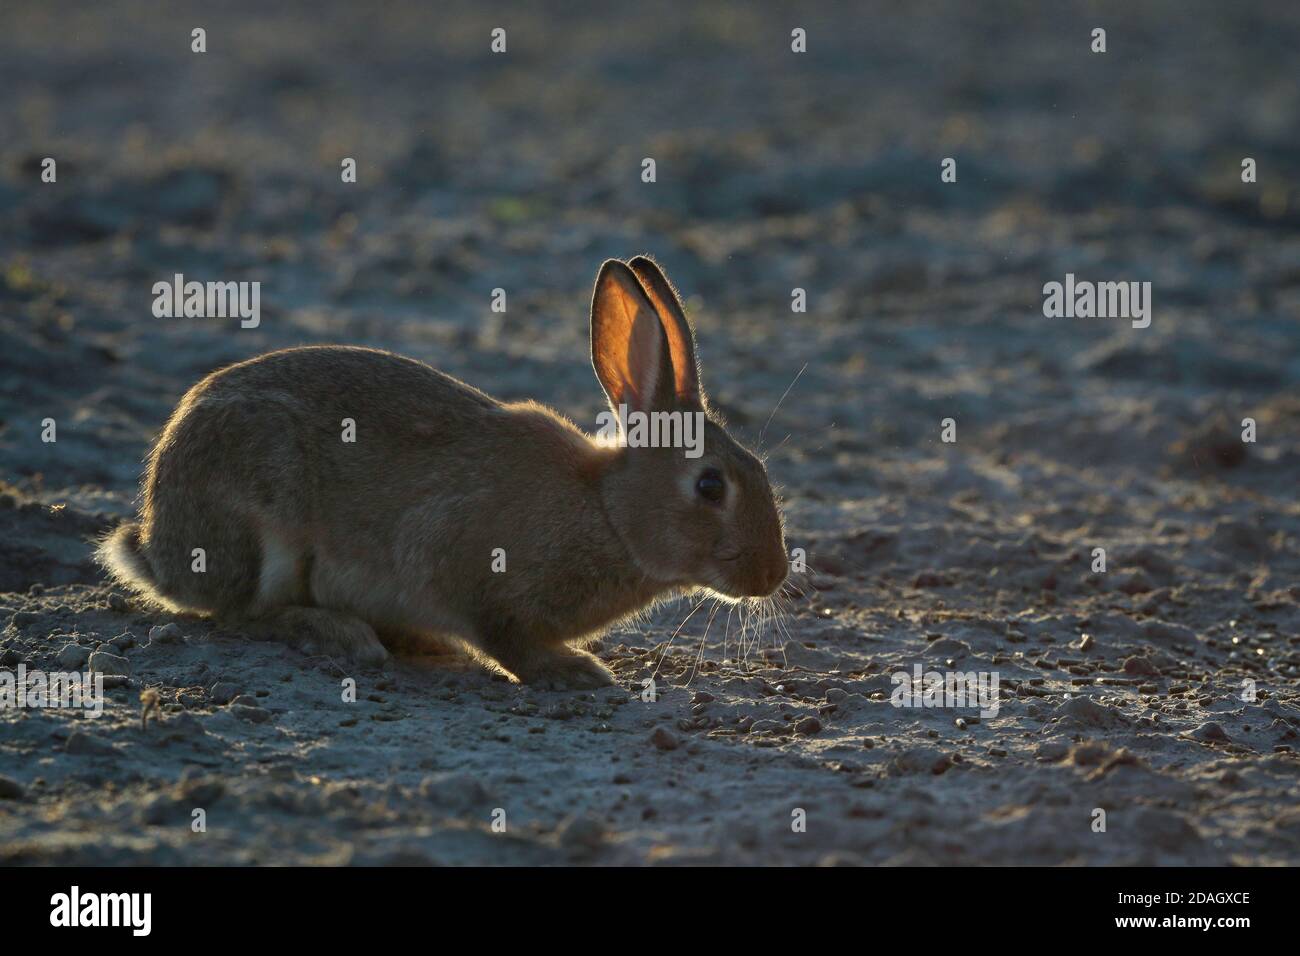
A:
98,521,159,597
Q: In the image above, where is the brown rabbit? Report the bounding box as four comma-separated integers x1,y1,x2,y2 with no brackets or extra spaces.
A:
98,257,789,689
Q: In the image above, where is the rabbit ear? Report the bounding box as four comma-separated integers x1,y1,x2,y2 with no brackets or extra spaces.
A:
591,260,675,415
627,256,703,408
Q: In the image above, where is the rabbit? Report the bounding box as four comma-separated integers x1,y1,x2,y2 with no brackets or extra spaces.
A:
98,257,789,689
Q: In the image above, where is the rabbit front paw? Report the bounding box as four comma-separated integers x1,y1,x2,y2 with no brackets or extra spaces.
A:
509,648,615,691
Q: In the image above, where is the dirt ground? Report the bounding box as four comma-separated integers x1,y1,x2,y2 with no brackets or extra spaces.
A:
1,1,1298,865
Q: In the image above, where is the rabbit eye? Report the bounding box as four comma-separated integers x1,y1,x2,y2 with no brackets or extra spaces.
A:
695,469,725,503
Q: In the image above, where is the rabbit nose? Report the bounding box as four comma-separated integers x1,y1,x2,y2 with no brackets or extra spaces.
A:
745,550,788,597
763,558,789,595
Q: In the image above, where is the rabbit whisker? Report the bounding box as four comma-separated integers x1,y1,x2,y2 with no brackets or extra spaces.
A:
759,362,808,449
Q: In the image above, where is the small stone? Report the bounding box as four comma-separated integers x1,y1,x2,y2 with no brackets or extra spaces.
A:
56,642,91,669
890,745,949,775
108,632,136,651
1191,721,1231,744
107,593,130,612
88,650,131,677
1078,633,1094,652
1124,655,1160,677
209,682,240,705
1053,695,1128,729
650,727,680,750
1036,739,1070,762
0,775,24,800
148,623,183,645
231,704,271,724
795,716,823,735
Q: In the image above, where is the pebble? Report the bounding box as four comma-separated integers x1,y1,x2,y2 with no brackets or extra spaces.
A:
88,650,131,677
1122,655,1161,677
795,716,822,735
209,682,240,705
1053,695,1128,729
650,727,680,751
1191,721,1231,743
148,623,183,644
231,704,271,724
893,746,953,775
0,775,24,799
56,642,91,669
1036,740,1070,762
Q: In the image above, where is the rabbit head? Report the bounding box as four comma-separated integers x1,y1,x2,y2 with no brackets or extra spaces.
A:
591,257,788,600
